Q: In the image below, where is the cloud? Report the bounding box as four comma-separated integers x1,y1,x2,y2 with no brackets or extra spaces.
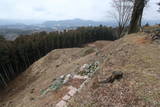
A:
143,0,160,20
0,0,159,21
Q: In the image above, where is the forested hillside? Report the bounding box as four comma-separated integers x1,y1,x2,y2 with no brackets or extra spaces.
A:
0,26,116,89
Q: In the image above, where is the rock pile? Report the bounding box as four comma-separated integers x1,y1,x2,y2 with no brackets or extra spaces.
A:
40,61,100,107
79,61,100,76
150,31,160,41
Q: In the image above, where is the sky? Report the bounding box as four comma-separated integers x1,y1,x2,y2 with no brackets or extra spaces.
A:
0,0,159,21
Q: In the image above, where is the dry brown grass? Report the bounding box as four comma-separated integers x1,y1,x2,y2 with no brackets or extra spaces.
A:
65,78,86,89
1,31,160,107
69,33,160,107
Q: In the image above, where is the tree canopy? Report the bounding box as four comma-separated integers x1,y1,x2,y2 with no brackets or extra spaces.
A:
0,26,116,89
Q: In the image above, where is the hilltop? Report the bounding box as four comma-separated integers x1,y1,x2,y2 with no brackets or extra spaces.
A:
0,31,160,107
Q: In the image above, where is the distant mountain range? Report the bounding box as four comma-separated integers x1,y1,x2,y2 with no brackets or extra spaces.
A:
0,19,116,40
0,19,159,40
0,19,117,30
42,19,116,27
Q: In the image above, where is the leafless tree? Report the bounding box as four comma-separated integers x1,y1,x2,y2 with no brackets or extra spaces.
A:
111,0,134,37
158,2,160,12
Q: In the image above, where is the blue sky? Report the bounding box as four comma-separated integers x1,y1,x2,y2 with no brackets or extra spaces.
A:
0,0,159,21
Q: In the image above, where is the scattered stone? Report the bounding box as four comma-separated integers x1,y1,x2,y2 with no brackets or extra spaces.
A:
80,64,89,72
62,95,71,101
73,75,88,79
68,86,78,96
60,75,65,79
151,31,160,40
63,74,72,84
40,61,101,106
78,61,100,76
56,100,67,107
100,71,123,83
41,61,100,107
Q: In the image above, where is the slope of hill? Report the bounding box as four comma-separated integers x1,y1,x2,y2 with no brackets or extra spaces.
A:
0,31,160,107
69,32,160,107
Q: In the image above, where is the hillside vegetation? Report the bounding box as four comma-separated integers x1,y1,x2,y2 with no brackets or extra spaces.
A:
69,32,160,106
0,26,116,89
0,29,160,106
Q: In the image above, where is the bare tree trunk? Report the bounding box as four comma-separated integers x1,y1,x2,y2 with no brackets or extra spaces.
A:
128,0,145,34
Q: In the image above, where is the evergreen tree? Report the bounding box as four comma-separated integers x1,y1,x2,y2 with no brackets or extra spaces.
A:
0,26,116,89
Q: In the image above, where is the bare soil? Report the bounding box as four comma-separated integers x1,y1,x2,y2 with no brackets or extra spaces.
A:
0,40,111,107
69,32,160,107
1,31,160,107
